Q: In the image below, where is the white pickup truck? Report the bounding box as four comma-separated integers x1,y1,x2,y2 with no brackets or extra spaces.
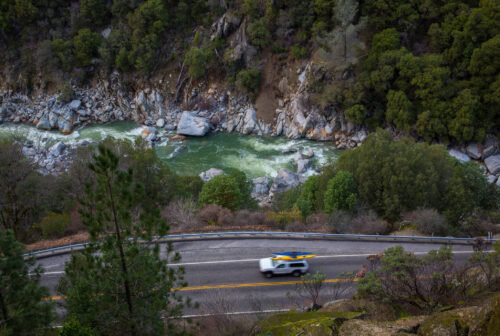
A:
259,257,309,278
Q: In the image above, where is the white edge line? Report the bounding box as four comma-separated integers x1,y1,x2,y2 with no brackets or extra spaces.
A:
38,250,476,275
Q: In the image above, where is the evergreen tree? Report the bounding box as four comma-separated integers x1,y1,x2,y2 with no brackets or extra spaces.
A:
57,145,191,336
0,229,54,335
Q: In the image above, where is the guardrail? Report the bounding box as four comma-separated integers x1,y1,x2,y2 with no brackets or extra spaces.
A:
25,231,497,259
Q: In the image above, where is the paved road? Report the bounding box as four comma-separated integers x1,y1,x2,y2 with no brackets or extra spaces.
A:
38,239,475,314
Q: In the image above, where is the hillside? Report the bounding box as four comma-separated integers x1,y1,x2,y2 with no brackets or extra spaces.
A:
0,0,499,145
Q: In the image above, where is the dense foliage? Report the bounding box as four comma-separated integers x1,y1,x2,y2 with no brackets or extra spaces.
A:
0,229,54,335
2,0,498,140
274,131,499,236
357,244,500,313
57,145,191,335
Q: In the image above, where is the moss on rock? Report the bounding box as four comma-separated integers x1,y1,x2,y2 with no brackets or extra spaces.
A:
253,311,363,336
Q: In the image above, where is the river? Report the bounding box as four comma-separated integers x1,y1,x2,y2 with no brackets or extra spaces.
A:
0,121,339,178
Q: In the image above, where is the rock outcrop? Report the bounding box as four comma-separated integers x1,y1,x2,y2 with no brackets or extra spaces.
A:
270,168,300,195
177,111,211,136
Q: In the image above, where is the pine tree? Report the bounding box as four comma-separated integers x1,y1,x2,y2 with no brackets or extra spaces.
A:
58,145,192,335
0,229,54,335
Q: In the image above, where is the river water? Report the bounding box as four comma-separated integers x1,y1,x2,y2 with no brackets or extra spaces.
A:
0,121,339,178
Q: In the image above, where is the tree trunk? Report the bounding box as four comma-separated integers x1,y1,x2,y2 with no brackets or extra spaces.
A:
0,288,9,324
106,176,136,336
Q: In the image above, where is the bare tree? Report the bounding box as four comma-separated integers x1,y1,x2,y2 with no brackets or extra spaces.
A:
288,271,326,311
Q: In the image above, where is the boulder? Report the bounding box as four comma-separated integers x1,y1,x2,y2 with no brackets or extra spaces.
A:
484,155,500,175
240,108,257,134
497,178,500,187
483,134,499,159
69,100,82,110
252,177,271,196
487,175,497,184
48,111,58,128
199,168,224,182
466,143,482,160
448,149,471,162
296,159,312,174
177,111,211,136
270,168,300,194
141,127,157,139
36,116,51,130
49,142,66,156
156,118,165,128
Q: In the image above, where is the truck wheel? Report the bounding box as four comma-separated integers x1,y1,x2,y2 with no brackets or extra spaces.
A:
292,270,301,277
264,272,273,278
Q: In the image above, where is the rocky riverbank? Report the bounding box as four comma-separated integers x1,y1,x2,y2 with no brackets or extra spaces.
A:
1,70,499,188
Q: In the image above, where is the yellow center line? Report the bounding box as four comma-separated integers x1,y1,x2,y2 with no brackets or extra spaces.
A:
43,278,360,301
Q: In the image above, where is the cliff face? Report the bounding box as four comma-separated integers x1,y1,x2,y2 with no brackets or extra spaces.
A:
0,58,367,150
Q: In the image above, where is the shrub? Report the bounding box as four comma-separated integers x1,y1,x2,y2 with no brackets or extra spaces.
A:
237,69,261,95
324,171,357,213
350,210,389,234
73,29,101,67
51,39,73,72
272,185,303,211
410,208,448,236
291,45,309,59
286,221,306,232
305,213,329,231
217,207,234,226
197,204,222,225
266,206,302,230
185,46,214,79
199,175,242,210
344,104,366,124
357,245,458,313
247,18,271,50
327,210,353,233
296,176,319,218
57,84,74,103
36,212,70,239
59,317,93,336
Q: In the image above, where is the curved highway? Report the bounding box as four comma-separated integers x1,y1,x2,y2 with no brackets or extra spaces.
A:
38,239,475,314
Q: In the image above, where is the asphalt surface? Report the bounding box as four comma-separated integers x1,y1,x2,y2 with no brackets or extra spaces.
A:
37,239,475,314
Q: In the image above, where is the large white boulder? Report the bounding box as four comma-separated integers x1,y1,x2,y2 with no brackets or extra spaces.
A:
199,168,224,182
177,111,211,136
484,155,500,175
448,149,471,162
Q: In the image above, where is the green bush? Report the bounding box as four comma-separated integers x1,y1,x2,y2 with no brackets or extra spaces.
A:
237,68,261,95
336,131,493,224
59,317,93,336
344,104,366,124
199,175,242,211
324,171,357,213
185,46,214,79
296,176,319,218
247,18,271,50
291,45,309,59
52,39,73,72
73,29,101,67
36,212,70,239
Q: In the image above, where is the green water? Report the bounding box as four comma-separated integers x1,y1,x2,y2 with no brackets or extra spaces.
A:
0,121,340,178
